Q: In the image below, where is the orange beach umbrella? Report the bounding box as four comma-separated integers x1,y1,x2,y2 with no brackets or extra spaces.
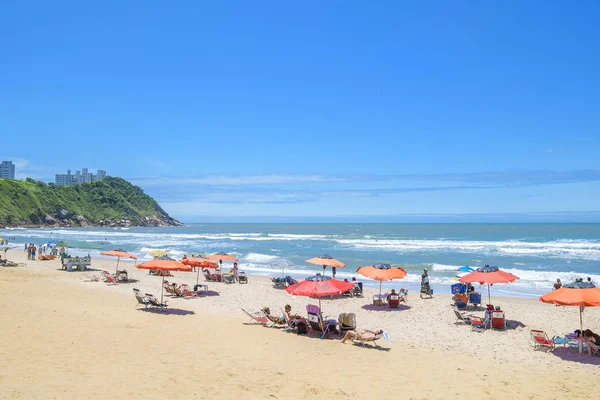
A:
207,252,238,271
181,257,219,285
357,263,407,298
100,249,138,274
305,254,346,276
540,282,600,352
137,260,192,303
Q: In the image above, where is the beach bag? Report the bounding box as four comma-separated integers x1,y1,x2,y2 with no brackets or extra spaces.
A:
296,321,307,335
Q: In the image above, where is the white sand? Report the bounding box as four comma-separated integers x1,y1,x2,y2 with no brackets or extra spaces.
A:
1,249,599,399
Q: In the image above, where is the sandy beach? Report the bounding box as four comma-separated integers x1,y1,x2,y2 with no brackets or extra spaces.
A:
1,248,599,400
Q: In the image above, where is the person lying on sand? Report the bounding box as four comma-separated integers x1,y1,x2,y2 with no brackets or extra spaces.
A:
341,329,384,344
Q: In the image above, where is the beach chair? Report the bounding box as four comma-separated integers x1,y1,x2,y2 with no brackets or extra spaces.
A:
399,288,408,301
388,293,400,308
271,277,286,287
352,282,364,297
133,288,149,309
102,270,119,284
84,273,100,282
281,308,306,332
491,310,506,330
238,272,248,284
241,308,269,325
180,284,199,298
338,313,357,332
454,308,471,324
357,331,390,347
469,292,482,307
306,305,338,339
531,330,556,352
116,270,129,282
469,315,487,332
285,275,297,286
223,274,236,284
587,341,600,356
145,293,168,310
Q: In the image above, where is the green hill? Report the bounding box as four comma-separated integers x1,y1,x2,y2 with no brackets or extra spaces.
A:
0,177,182,227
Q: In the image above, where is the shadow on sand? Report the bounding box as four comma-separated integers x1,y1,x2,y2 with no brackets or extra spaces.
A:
361,304,411,312
551,347,600,365
138,308,195,316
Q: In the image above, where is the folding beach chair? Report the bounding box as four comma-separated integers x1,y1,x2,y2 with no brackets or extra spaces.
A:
469,292,482,307
306,305,338,339
133,288,149,309
102,270,119,285
530,330,556,352
145,293,168,310
453,308,470,324
338,313,356,332
180,284,199,298
241,308,268,325
357,331,390,347
388,293,400,309
469,315,487,332
353,282,364,298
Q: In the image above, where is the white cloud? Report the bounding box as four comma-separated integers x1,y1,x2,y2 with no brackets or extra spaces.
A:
131,174,343,186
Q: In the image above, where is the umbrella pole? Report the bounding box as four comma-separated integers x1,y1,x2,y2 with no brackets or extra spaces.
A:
379,281,382,298
115,257,120,275
161,276,165,304
488,284,491,306
196,267,200,285
318,297,322,312
580,304,584,354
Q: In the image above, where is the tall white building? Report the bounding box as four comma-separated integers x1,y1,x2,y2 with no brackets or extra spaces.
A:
55,168,107,186
0,161,16,179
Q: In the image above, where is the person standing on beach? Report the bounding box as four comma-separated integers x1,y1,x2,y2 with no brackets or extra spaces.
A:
332,267,337,278
421,269,431,296
553,279,562,290
27,244,32,260
233,262,239,282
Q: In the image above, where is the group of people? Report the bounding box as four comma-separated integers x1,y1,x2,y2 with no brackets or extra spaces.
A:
553,277,595,290
25,243,37,260
261,304,384,344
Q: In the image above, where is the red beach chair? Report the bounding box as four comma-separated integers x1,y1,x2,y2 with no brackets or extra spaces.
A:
241,308,268,325
102,270,119,284
531,329,556,352
388,293,400,309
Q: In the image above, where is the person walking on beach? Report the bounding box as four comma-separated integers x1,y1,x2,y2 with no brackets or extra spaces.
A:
421,268,432,297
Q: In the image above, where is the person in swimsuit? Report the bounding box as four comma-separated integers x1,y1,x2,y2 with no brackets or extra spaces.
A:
341,329,384,343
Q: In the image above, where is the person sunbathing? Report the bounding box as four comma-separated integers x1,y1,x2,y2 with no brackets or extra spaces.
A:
262,307,286,325
341,329,384,343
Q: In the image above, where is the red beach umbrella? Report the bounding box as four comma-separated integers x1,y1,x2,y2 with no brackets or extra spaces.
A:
459,265,519,305
356,263,407,298
285,274,353,311
137,260,192,303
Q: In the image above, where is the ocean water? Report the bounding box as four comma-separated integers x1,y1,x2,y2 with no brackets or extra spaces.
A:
3,223,600,298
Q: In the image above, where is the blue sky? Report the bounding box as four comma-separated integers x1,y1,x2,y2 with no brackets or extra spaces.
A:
1,1,599,221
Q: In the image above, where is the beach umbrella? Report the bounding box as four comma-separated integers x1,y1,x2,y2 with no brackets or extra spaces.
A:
458,266,474,272
207,252,239,272
459,265,519,305
356,263,407,298
56,240,68,248
285,274,353,311
181,257,219,284
540,282,600,353
305,254,346,276
149,250,168,258
271,258,295,278
136,259,192,303
100,249,138,274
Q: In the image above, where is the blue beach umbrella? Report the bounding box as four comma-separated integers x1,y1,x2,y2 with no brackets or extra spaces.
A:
458,266,474,272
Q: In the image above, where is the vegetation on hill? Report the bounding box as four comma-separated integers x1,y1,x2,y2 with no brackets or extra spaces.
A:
0,177,181,227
